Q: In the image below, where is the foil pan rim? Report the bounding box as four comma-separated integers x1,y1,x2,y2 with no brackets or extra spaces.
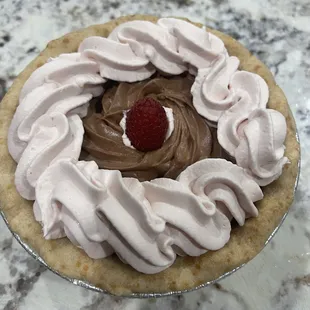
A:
0,129,300,299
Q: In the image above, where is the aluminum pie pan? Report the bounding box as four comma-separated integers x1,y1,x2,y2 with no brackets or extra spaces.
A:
0,129,300,298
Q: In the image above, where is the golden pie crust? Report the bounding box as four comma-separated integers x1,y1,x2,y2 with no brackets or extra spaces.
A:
0,15,300,295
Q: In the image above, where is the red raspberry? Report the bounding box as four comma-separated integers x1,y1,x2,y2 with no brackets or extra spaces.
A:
126,98,168,152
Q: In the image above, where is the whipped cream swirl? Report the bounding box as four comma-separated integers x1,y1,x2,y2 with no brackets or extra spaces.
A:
178,159,263,225
217,70,269,155
191,55,240,125
157,18,227,72
34,158,262,274
108,20,186,75
215,71,288,186
8,53,104,199
192,54,269,126
235,109,289,186
78,36,156,82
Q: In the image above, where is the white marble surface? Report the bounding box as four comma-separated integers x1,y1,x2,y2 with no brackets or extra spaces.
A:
0,0,309,309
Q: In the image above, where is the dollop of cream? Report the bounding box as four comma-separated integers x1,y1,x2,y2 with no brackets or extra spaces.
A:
235,109,289,186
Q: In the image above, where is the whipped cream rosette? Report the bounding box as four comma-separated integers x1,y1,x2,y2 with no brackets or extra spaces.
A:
217,70,269,155
157,18,227,72
177,159,263,225
108,20,187,75
191,55,240,125
216,73,288,185
78,36,156,82
235,109,289,186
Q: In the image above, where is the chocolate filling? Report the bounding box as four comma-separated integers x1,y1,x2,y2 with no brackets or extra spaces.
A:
82,73,215,181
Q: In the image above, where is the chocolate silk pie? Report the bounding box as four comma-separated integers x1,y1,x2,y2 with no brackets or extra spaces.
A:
0,15,299,295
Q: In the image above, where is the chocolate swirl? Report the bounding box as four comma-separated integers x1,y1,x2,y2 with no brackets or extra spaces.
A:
82,74,212,181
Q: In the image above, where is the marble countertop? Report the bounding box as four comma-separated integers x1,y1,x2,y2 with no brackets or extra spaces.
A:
0,0,309,309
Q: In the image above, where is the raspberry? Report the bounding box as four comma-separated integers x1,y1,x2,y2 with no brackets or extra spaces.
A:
126,98,168,152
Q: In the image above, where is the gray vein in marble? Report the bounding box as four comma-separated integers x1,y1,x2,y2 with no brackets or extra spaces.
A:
272,274,310,309
213,283,249,310
0,233,47,310
0,78,7,101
